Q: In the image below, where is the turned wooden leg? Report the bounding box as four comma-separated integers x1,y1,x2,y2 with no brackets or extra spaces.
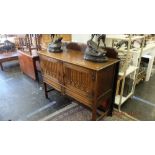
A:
44,82,48,99
0,62,4,71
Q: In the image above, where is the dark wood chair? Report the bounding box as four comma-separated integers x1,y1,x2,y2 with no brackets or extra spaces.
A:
17,34,41,81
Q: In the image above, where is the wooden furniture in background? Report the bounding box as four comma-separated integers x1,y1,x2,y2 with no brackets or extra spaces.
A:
61,34,72,41
0,51,18,71
0,36,18,71
17,34,41,81
16,34,41,53
39,44,119,120
39,34,52,49
18,50,39,80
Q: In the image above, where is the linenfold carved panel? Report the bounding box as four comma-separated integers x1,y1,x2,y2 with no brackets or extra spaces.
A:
64,68,90,91
40,56,62,82
63,63,94,97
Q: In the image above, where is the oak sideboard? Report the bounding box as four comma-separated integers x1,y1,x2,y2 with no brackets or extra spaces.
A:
39,49,119,120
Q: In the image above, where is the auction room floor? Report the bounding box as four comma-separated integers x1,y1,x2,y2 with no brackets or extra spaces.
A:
0,61,155,121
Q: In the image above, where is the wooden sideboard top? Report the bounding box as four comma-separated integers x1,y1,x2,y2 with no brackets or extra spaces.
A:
39,49,119,71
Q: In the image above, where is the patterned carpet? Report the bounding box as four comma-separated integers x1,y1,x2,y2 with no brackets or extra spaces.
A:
39,102,138,121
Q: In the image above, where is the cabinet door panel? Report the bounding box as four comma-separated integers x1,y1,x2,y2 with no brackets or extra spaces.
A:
63,63,94,99
40,55,63,84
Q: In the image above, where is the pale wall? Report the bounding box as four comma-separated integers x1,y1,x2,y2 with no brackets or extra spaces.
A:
71,34,112,47
72,34,91,43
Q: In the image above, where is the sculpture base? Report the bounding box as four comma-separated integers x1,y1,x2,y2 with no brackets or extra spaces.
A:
48,48,63,53
85,47,107,57
84,54,108,63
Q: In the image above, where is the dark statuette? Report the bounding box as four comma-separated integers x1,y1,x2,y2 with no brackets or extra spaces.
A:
48,35,63,53
84,34,108,62
0,40,16,52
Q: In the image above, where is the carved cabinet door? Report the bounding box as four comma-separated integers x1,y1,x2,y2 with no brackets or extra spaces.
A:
39,55,63,91
63,62,95,106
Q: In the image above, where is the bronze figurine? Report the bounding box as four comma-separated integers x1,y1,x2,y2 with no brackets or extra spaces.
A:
84,34,108,62
48,35,63,53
